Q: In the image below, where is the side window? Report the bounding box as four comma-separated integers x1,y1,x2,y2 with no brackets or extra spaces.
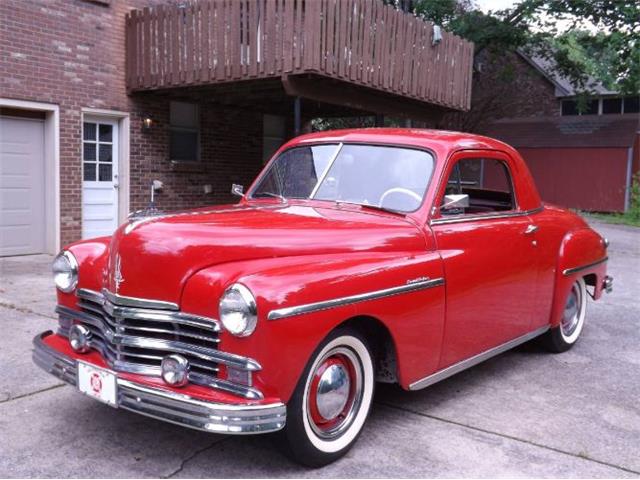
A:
441,158,515,216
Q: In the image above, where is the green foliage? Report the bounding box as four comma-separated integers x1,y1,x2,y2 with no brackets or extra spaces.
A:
628,173,640,222
583,174,640,228
410,0,639,95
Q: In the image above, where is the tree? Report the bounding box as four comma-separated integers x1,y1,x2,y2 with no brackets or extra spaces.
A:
411,0,639,95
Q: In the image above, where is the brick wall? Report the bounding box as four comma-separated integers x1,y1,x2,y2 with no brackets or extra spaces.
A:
440,50,561,133
128,97,264,213
0,0,265,246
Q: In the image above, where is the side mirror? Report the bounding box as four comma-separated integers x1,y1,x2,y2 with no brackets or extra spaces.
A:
442,194,469,211
231,184,244,197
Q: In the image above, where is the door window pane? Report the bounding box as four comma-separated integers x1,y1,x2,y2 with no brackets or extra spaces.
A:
83,122,96,141
442,158,515,215
83,163,96,181
99,144,112,162
83,143,96,161
98,164,112,182
99,124,113,142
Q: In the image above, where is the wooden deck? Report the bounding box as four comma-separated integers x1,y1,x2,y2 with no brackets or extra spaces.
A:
126,0,473,111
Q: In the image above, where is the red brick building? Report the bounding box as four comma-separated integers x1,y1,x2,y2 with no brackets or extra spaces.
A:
1,0,473,256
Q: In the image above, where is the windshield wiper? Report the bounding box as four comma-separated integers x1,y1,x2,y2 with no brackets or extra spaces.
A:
335,200,404,216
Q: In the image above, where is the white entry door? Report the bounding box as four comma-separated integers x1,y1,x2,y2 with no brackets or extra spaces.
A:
82,117,119,239
0,116,45,256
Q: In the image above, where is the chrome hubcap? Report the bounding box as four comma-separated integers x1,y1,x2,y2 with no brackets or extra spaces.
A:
561,283,582,337
307,348,363,439
316,363,351,420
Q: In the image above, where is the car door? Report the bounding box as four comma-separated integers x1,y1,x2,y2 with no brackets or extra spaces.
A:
430,150,538,369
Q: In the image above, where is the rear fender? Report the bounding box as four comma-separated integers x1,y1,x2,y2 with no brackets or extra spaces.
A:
551,228,608,327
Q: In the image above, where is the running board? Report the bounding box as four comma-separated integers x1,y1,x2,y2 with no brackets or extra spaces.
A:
408,325,550,391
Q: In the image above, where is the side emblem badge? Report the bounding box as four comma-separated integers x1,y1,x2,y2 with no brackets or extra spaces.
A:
114,254,125,293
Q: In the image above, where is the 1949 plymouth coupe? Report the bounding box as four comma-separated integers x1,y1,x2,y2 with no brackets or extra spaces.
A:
34,129,612,466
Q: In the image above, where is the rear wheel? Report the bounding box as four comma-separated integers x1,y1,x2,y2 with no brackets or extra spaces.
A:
543,278,587,353
281,328,374,467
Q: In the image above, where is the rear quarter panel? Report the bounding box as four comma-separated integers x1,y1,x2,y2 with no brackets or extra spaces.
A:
529,205,608,329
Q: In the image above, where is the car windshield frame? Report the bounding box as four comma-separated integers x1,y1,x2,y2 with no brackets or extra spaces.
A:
248,141,437,214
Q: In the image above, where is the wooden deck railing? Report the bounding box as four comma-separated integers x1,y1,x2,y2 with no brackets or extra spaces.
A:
126,0,473,111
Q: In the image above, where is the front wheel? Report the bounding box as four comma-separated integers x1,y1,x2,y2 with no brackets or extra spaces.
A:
543,277,587,353
281,328,375,467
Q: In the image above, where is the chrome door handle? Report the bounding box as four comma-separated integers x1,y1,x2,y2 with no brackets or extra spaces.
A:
524,224,538,235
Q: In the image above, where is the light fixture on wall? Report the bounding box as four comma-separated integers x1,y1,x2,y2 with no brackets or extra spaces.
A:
142,114,153,132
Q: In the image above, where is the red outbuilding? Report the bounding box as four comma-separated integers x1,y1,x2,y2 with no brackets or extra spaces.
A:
485,114,639,213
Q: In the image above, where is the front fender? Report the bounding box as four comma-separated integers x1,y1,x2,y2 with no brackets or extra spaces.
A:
181,251,445,402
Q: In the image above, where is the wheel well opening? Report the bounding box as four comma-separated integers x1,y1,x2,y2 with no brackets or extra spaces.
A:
340,316,398,384
583,273,597,299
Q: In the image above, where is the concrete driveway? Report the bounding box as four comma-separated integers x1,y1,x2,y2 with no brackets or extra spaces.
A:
1,220,638,478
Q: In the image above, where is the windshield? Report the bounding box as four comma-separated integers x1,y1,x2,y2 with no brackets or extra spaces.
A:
251,144,435,213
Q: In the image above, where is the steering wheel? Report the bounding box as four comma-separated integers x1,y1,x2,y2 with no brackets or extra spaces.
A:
379,187,422,209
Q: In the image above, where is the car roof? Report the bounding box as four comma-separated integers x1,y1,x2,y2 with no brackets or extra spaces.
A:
286,128,515,156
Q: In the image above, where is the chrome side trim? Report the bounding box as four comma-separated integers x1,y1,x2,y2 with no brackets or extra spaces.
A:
409,325,549,391
562,257,608,276
97,288,180,311
430,206,544,226
268,278,445,321
32,332,285,434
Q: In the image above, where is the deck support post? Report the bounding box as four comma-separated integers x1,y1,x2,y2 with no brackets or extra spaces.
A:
294,96,301,137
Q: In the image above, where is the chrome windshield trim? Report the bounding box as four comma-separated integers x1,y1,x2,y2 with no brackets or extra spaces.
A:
268,277,445,321
309,143,344,199
562,256,608,276
430,206,544,226
95,288,180,311
409,325,550,391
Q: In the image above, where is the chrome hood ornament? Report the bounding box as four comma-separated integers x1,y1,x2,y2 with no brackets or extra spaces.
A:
113,254,125,293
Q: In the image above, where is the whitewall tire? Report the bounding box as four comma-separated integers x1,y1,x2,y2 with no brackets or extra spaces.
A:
543,278,587,352
281,328,374,467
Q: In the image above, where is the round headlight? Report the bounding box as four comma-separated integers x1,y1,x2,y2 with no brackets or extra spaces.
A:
52,251,78,293
219,283,257,337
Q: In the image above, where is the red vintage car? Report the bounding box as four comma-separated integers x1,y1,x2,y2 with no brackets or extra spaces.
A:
34,129,612,466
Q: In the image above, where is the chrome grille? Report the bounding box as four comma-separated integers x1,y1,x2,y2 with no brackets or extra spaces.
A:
56,288,263,400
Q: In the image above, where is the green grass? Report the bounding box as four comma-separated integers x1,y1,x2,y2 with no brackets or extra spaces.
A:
581,212,640,228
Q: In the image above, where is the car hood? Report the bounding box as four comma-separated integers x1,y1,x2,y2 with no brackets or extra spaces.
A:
102,203,426,304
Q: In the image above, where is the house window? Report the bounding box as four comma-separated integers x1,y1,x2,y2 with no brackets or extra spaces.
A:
170,102,199,162
623,96,639,114
602,98,622,114
561,100,578,116
561,99,598,116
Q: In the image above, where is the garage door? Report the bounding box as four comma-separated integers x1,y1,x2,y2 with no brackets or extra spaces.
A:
0,116,45,256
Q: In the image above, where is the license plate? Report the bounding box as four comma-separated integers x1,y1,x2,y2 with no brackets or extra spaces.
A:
77,361,117,407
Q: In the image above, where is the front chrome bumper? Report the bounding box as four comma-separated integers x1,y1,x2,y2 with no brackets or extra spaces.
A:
32,332,286,434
